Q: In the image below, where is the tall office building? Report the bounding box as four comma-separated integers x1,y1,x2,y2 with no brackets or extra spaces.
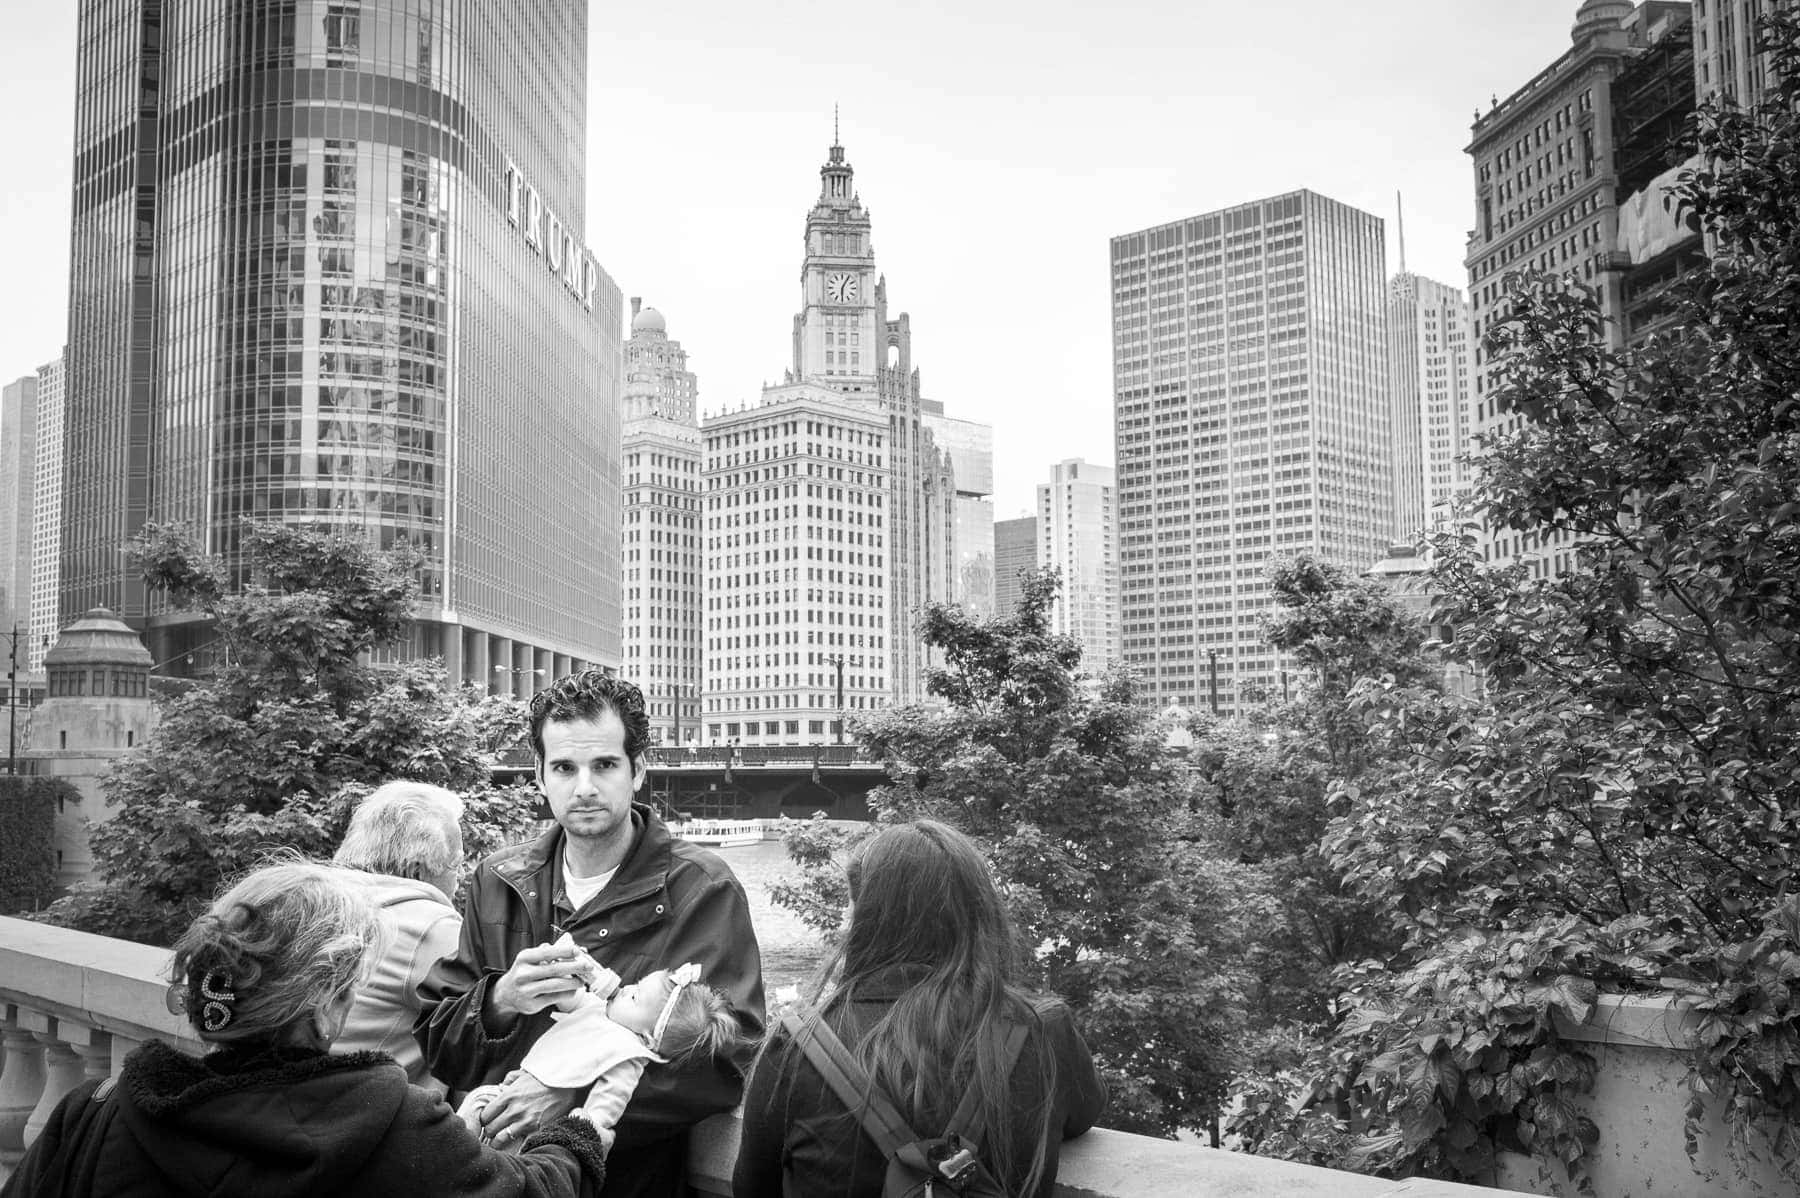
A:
1464,0,1688,576
700,135,965,744
1,374,38,641
1037,460,1118,670
702,385,889,746
29,354,66,674
60,2,623,692
921,399,996,617
1695,0,1782,103
1387,273,1475,541
1112,190,1391,713
621,301,702,745
993,515,1037,620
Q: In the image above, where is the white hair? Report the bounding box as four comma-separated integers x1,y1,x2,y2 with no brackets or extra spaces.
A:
334,780,465,882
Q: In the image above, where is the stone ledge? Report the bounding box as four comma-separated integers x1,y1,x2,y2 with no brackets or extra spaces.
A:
688,1109,1538,1197
1553,992,1700,1051
0,916,201,1052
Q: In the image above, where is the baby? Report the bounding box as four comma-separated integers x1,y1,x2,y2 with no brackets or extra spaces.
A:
458,937,742,1151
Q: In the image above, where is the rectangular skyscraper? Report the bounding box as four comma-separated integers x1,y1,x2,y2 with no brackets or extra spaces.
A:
621,301,702,745
30,354,66,674
1112,190,1391,713
60,2,622,689
1037,460,1118,670
1,374,36,640
993,516,1037,620
921,399,997,618
1387,274,1475,541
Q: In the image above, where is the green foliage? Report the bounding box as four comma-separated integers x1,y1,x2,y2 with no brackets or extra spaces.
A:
39,521,536,944
0,776,67,913
1265,13,1800,1188
775,570,1242,1137
1192,557,1428,1030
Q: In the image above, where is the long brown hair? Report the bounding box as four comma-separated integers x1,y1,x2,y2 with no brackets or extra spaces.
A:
811,819,1057,1195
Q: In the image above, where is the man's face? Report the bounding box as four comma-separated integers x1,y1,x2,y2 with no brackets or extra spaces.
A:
537,712,645,852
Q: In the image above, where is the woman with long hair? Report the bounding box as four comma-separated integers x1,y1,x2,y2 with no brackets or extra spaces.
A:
733,819,1106,1197
3,862,605,1198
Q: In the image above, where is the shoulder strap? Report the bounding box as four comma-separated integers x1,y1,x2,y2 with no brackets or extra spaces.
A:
780,1014,918,1158
944,1019,1030,1141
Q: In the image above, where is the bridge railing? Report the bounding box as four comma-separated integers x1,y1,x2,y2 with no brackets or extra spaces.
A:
0,917,1528,1196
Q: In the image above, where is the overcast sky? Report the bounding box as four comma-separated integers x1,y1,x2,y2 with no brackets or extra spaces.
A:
1,1,1595,515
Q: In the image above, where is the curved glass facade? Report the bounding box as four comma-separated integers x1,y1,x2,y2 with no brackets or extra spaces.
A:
62,1,621,688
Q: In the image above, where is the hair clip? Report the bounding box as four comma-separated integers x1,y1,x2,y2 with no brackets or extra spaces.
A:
198,969,237,1032
650,962,702,1051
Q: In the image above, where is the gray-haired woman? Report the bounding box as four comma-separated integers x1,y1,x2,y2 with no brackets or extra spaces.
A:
2,862,605,1198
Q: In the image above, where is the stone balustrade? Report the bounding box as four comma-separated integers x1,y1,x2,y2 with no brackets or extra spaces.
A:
0,916,1532,1195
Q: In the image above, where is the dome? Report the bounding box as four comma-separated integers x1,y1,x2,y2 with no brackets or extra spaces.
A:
1572,0,1633,43
631,306,667,334
43,608,153,669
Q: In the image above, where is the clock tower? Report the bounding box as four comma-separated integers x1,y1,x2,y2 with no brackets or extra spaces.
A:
791,139,879,386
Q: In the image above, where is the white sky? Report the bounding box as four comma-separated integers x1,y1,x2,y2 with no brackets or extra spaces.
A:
0,1,1593,516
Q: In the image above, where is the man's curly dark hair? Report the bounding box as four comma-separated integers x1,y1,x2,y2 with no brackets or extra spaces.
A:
527,670,651,765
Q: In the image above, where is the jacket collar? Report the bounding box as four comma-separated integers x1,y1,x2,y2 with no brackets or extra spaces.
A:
121,1040,395,1117
493,801,673,903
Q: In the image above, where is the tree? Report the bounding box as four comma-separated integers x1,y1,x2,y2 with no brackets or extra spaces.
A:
778,571,1245,1136
1241,14,1800,1183
44,521,539,944
1191,556,1436,1032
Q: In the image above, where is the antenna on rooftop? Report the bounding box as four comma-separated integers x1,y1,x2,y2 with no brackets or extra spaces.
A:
1396,189,1408,275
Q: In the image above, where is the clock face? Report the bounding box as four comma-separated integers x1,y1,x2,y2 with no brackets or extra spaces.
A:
825,272,857,304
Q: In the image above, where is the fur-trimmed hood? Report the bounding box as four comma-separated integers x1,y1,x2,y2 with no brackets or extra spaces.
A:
116,1040,411,1197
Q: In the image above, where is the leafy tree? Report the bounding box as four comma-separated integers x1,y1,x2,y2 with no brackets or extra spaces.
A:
43,521,539,944
777,570,1245,1137
1186,557,1435,1030
1240,13,1800,1184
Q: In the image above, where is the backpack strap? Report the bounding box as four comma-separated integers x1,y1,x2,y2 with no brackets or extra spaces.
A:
943,1019,1030,1142
780,1013,918,1158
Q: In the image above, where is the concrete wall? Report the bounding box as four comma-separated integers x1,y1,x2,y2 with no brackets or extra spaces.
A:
1495,995,1792,1196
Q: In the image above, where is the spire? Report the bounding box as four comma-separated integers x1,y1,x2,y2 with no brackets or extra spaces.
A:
833,103,840,148
1396,190,1408,275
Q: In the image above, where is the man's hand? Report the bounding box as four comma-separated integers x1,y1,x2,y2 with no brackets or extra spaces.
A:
489,942,586,1021
478,1072,581,1149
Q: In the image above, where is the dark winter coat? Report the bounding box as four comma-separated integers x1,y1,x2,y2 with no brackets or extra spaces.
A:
0,1040,604,1198
415,804,766,1198
731,971,1108,1198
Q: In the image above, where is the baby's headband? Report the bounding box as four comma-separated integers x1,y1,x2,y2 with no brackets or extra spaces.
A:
651,962,703,1051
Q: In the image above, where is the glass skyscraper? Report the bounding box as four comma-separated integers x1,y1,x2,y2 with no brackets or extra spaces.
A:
61,2,622,689
1112,190,1391,713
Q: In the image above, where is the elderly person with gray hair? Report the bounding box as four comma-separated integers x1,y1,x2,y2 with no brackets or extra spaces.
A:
331,779,467,1088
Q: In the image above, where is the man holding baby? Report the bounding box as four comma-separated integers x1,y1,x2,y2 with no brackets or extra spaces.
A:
416,670,766,1198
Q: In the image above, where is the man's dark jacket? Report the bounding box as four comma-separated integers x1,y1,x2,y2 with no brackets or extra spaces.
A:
416,803,766,1198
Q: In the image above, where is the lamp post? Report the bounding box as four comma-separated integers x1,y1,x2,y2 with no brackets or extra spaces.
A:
824,654,845,745
5,623,19,775
4,625,41,776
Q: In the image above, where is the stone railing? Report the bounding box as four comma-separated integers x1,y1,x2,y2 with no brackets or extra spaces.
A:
0,917,1530,1196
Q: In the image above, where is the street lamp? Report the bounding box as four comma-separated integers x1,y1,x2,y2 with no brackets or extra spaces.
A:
494,664,546,698
824,654,846,745
5,625,46,776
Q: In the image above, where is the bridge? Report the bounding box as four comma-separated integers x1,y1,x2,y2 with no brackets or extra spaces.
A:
493,744,887,821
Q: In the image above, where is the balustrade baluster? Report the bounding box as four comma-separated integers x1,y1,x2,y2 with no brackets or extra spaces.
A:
22,1013,86,1149
0,1004,47,1166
